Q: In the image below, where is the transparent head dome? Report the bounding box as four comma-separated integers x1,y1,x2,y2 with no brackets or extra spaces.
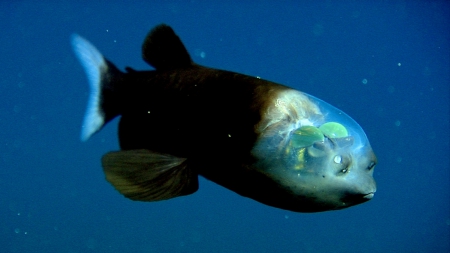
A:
253,89,371,158
249,88,376,212
252,89,374,181
304,93,370,153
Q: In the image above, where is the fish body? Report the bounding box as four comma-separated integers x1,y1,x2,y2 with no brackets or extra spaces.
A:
72,24,376,212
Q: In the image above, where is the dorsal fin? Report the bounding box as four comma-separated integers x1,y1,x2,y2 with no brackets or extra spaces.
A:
142,24,193,70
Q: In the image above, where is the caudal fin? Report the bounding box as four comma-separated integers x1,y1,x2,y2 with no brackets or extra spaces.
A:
71,34,123,141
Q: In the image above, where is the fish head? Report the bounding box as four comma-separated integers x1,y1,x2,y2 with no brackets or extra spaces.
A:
252,90,377,212
283,133,377,211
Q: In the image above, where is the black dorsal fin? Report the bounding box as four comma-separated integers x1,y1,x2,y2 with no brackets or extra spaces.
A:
142,24,192,70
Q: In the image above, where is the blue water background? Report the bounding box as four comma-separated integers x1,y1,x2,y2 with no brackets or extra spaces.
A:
0,1,448,252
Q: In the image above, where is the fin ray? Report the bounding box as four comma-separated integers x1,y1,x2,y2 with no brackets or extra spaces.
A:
71,34,106,141
102,150,198,201
71,34,124,141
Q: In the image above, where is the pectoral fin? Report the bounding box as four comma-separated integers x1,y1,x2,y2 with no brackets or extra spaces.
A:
102,149,198,201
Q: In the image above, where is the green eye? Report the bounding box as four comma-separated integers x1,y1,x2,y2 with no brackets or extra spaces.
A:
291,125,324,148
319,122,348,138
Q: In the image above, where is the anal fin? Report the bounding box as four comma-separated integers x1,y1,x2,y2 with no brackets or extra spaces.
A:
102,150,198,201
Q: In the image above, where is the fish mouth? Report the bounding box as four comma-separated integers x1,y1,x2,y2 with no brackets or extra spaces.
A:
342,191,375,205
363,192,375,199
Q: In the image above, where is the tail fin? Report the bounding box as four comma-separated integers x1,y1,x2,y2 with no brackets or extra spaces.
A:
71,34,123,141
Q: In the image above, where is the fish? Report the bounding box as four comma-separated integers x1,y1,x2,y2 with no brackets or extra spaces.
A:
71,24,376,212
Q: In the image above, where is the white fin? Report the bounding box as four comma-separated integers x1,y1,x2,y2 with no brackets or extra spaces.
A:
71,34,106,141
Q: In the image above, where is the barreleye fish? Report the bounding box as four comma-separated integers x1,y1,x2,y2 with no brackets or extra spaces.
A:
71,24,376,212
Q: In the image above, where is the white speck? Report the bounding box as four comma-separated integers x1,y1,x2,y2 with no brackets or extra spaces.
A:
14,228,20,234
334,155,342,164
228,134,231,137
113,40,117,43
362,79,368,85
395,120,401,127
194,49,206,59
398,63,401,66
106,29,109,32
147,111,151,114
284,215,289,219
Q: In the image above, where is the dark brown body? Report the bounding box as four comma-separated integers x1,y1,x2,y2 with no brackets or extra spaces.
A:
117,66,310,210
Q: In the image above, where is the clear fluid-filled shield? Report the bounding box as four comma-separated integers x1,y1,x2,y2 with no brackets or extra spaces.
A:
251,89,376,210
